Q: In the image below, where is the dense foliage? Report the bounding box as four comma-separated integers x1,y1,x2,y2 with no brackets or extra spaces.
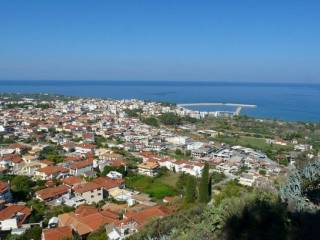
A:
39,145,64,164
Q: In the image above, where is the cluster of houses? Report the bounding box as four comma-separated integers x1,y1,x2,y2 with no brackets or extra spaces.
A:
0,95,310,239
0,174,173,240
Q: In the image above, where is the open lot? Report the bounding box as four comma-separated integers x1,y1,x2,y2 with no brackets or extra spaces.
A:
125,171,179,199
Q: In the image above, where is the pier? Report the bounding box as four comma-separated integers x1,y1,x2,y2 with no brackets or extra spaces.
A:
177,102,257,116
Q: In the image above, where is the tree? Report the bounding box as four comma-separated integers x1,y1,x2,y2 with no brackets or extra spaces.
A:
142,117,159,127
159,113,181,126
27,199,46,223
185,175,197,204
39,145,64,164
4,226,42,240
10,175,33,200
87,227,107,240
175,148,183,155
199,162,210,203
176,173,188,195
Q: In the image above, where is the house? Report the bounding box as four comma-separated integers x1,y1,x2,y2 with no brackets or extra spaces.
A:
58,208,119,238
8,143,29,155
36,185,70,202
0,204,31,232
75,143,96,154
106,171,123,179
238,173,257,187
73,182,104,204
69,159,93,176
91,177,125,195
73,177,125,204
106,221,138,240
137,161,159,177
0,180,12,203
0,154,24,174
83,133,95,143
35,165,69,180
123,205,171,228
158,158,175,171
62,176,84,188
41,226,73,240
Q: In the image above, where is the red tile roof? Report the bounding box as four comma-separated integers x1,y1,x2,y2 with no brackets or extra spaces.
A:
75,205,98,217
36,185,70,201
91,177,124,190
0,154,23,164
77,143,96,149
83,133,94,139
73,182,101,194
69,159,93,170
37,165,69,175
73,177,124,194
125,205,170,227
59,209,118,236
63,176,84,187
8,143,28,149
0,205,31,226
0,181,9,193
64,155,83,162
42,226,72,240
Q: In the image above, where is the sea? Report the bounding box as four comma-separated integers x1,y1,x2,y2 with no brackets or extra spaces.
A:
0,80,319,123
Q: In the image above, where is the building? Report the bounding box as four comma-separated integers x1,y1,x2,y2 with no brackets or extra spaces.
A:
238,173,257,187
0,204,31,232
73,182,103,204
123,205,171,228
69,160,93,176
35,165,69,180
58,208,118,238
106,171,123,179
137,161,160,177
36,185,70,202
62,176,84,188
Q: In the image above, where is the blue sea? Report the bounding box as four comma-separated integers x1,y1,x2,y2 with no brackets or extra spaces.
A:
0,80,320,122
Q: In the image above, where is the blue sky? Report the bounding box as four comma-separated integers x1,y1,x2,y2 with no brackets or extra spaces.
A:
0,0,319,82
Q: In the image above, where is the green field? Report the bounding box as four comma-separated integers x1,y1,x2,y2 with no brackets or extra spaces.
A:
125,172,179,199
213,135,291,151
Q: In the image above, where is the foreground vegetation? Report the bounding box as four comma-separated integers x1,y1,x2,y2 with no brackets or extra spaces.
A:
129,181,320,240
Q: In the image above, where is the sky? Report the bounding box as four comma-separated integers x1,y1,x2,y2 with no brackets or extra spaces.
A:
0,0,319,82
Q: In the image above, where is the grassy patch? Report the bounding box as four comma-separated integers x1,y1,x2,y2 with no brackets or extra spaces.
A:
125,173,178,199
157,171,180,188
212,135,292,160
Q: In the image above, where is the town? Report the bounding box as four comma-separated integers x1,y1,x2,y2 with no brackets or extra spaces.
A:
0,94,317,240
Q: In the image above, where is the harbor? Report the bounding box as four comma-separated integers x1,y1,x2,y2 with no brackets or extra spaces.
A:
177,102,257,117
